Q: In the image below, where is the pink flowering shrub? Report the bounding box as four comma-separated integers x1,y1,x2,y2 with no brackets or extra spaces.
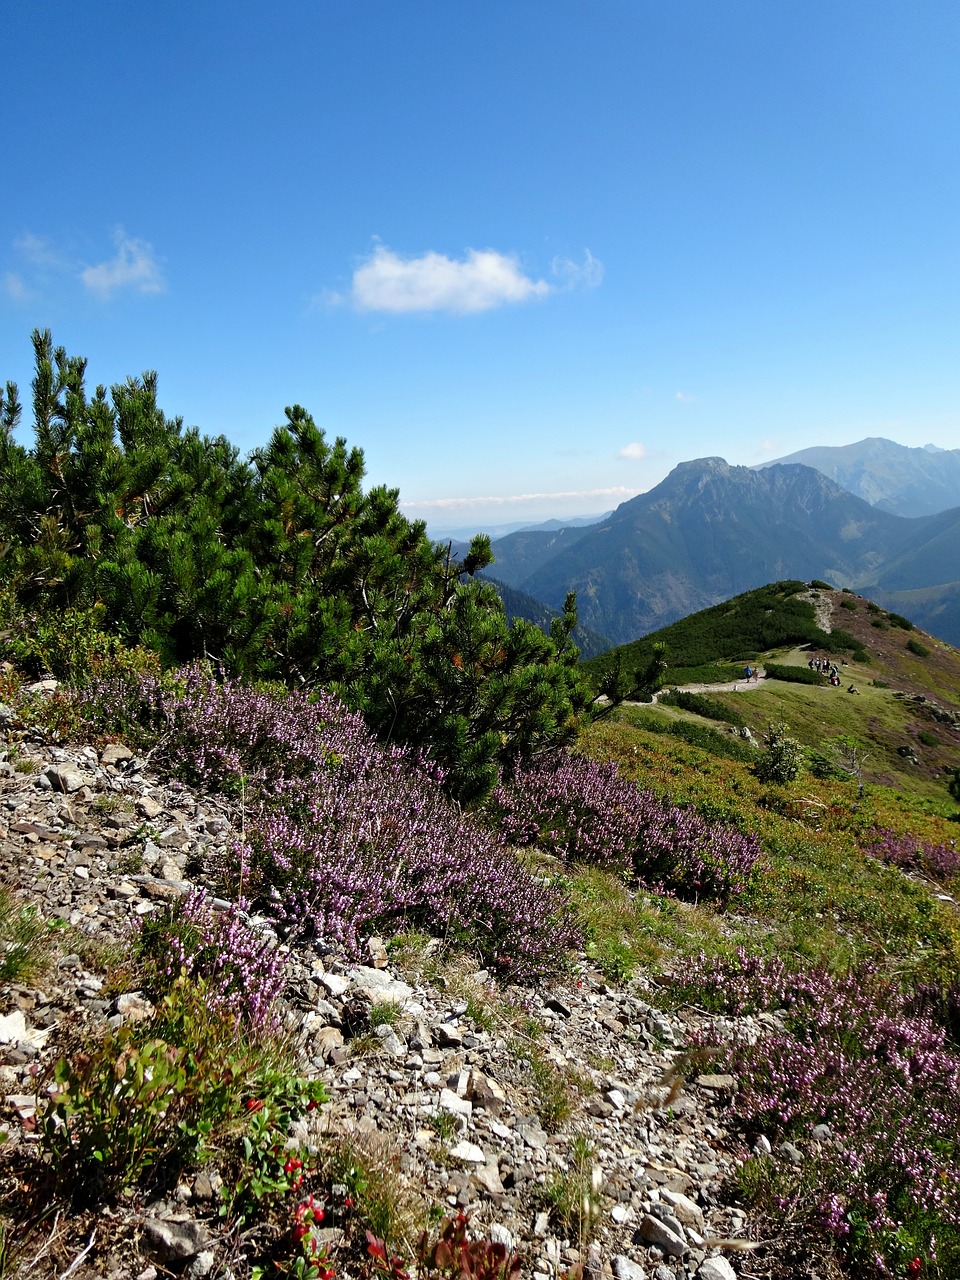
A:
73,666,579,981
135,890,288,1033
486,751,760,901
693,950,960,1277
866,826,960,886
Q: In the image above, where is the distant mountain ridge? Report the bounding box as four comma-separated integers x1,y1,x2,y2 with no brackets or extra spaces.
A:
756,437,960,517
488,457,960,647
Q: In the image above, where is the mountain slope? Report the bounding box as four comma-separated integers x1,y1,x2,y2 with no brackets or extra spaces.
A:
756,437,960,516
506,458,924,645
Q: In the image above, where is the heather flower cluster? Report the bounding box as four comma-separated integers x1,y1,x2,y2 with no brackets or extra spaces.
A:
75,666,580,981
694,950,960,1276
866,826,960,886
136,890,288,1033
486,751,760,901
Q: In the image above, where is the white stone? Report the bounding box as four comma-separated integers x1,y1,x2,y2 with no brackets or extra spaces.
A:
438,1088,472,1118
612,1256,647,1280
660,1189,705,1229
449,1140,486,1164
696,1259,737,1280
636,1214,687,1258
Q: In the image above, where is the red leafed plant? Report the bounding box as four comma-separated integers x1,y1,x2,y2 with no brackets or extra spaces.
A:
417,1212,522,1280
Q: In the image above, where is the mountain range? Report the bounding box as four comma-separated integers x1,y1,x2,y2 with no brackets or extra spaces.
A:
756,437,960,517
485,455,960,648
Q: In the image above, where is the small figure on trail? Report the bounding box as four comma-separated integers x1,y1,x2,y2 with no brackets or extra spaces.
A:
744,665,752,680
848,684,860,694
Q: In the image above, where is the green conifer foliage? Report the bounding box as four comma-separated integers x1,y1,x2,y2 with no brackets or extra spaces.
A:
0,331,589,800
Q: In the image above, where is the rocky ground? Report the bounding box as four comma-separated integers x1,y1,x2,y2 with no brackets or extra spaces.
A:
0,699,826,1280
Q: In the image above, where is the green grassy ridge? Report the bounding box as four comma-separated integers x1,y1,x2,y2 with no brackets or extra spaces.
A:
581,579,864,690
583,581,960,799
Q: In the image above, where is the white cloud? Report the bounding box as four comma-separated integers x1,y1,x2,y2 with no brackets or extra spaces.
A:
4,272,32,302
551,248,604,290
618,442,649,460
81,228,164,298
401,486,637,511
343,244,549,314
675,390,696,403
330,243,604,314
14,232,64,268
758,439,780,454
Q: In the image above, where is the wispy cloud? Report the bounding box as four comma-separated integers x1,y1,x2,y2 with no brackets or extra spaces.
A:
3,272,32,303
401,486,637,511
618,442,649,460
675,390,696,403
329,242,604,314
81,228,165,298
14,232,65,269
551,248,604,290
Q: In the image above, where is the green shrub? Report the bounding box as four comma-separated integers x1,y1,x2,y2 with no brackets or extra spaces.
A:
918,730,938,748
871,618,889,630
754,722,804,785
0,593,160,687
659,688,745,727
0,888,50,983
806,749,848,782
840,598,857,611
810,580,834,590
827,628,868,661
906,637,930,658
764,663,824,686
619,708,755,762
40,977,325,1206
889,613,915,631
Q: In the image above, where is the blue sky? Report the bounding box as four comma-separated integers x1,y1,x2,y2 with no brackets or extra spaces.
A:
3,2,960,534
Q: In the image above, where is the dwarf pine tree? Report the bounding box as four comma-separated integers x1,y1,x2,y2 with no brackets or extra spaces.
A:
0,330,589,800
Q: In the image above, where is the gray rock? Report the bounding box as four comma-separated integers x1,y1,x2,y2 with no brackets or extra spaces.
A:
778,1140,803,1166
660,1189,705,1229
613,1255,647,1280
515,1117,548,1151
143,1216,211,1260
488,1222,513,1250
185,1252,216,1279
438,1088,472,1119
137,795,164,819
473,1163,505,1196
635,1214,687,1257
694,1074,737,1093
696,1259,737,1280
374,1023,406,1058
44,766,85,794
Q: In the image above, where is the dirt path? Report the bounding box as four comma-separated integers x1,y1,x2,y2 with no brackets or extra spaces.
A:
619,668,769,704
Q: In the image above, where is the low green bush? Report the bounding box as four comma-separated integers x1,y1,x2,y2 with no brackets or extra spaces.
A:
659,688,746,727
619,708,755,761
889,613,915,631
40,976,325,1207
764,663,824,686
907,637,930,658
